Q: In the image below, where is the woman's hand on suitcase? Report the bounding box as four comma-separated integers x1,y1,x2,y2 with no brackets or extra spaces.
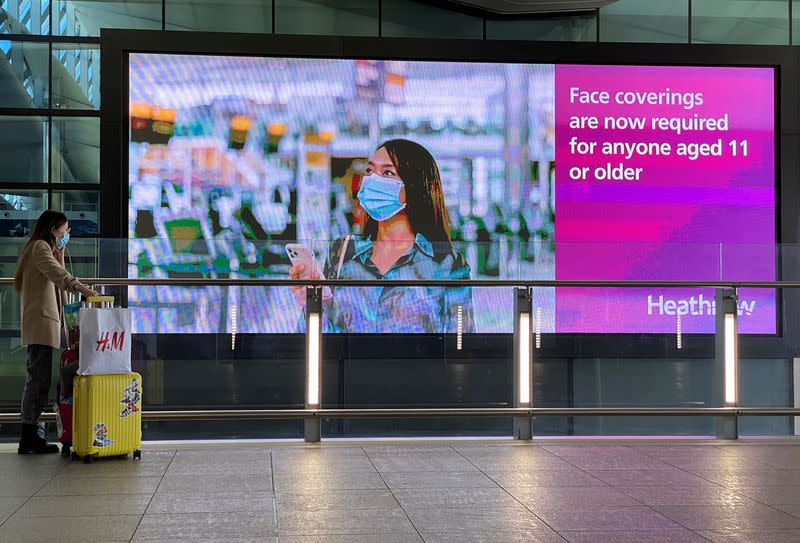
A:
78,285,100,298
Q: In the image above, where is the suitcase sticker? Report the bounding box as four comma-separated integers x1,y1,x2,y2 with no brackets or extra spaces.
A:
120,378,141,418
92,423,113,448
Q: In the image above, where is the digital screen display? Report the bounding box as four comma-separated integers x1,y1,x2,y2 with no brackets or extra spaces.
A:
128,54,775,334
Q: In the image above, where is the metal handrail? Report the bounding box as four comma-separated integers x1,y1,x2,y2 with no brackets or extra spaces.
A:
1,407,799,424
0,275,789,439
0,277,796,287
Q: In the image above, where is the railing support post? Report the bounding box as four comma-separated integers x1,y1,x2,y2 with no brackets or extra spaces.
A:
513,287,533,440
305,287,323,443
714,288,739,440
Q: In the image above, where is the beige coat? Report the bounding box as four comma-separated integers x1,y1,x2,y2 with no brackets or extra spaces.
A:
19,240,82,348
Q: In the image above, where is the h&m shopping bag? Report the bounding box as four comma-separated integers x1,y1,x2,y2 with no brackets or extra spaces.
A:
78,307,132,375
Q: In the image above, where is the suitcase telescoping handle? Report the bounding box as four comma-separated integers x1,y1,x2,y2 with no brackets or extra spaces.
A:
83,295,115,309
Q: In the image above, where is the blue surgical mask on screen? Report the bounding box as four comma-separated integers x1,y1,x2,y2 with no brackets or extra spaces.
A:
357,174,406,222
55,231,70,249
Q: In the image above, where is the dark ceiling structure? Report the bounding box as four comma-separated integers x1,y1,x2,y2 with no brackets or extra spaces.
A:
445,0,617,15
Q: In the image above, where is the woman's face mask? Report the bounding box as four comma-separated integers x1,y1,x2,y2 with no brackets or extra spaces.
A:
54,229,70,249
357,174,406,222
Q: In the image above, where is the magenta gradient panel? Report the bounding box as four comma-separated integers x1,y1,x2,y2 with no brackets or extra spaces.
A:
554,64,775,333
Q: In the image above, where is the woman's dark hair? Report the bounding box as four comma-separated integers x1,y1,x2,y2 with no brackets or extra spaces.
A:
14,210,68,291
363,139,454,257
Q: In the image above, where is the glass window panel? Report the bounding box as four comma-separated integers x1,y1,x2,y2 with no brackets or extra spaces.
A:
55,0,161,37
2,248,97,313
0,189,47,239
0,190,43,334
0,190,98,238
51,189,98,236
52,116,99,183
0,40,48,108
275,0,377,36
486,13,597,42
58,236,99,279
0,116,47,182
692,0,789,45
0,190,97,330
600,0,688,43
167,0,273,33
0,0,51,35
794,0,800,45
52,42,100,109
382,0,482,39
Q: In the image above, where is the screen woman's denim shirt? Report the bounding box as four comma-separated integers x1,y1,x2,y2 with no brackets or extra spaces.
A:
298,234,475,333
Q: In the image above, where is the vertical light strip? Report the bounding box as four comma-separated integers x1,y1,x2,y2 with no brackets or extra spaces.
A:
230,303,237,351
676,314,682,350
456,304,463,351
535,307,542,349
724,313,736,405
307,313,321,407
519,312,531,405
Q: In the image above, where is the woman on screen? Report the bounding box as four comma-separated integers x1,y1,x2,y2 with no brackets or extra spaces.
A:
290,138,474,333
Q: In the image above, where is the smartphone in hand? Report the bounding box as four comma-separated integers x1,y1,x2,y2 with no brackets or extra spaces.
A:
286,243,333,300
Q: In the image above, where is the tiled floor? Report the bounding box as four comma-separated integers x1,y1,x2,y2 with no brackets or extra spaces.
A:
2,440,800,542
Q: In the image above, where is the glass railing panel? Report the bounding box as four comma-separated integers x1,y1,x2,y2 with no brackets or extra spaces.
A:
537,282,719,437
130,283,305,440
736,285,792,436
119,231,317,435
330,292,514,438
0,283,20,332
289,239,505,437
0,336,28,410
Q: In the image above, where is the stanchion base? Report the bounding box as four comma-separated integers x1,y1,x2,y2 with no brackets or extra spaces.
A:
513,416,533,440
304,417,321,442
716,415,739,440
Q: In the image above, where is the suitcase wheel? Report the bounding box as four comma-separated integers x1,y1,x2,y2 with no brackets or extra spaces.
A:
61,444,71,457
133,450,142,460
82,454,94,464
70,451,80,462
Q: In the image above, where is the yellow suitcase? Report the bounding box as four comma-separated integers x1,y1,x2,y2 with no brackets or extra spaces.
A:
73,373,142,461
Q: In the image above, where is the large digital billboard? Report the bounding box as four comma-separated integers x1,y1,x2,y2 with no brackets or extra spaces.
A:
128,54,775,334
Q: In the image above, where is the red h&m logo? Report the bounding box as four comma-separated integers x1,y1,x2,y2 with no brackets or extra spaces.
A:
96,331,125,352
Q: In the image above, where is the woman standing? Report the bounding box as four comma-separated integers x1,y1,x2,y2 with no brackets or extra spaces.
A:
14,210,98,454
291,139,474,333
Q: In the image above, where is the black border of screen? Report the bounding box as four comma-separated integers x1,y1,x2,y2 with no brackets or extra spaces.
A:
100,30,796,359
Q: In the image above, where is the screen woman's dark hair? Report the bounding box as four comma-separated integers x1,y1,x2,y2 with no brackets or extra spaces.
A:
14,210,68,291
363,138,454,258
